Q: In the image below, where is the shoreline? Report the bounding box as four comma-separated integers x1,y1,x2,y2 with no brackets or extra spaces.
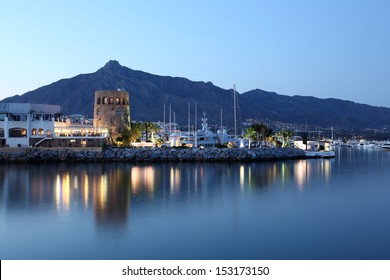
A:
0,147,308,163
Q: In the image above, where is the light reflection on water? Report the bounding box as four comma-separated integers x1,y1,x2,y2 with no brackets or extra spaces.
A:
1,148,390,259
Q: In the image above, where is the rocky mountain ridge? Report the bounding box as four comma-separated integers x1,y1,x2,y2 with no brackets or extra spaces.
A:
2,60,390,130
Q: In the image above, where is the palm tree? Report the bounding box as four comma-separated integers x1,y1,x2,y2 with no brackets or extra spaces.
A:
275,130,294,148
264,127,273,147
149,122,160,143
243,127,257,149
142,122,160,142
249,123,273,146
121,122,142,146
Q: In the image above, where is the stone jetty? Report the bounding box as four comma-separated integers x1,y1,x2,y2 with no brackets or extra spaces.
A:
0,147,306,163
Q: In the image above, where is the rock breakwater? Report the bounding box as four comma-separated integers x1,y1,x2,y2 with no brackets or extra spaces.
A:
0,147,306,163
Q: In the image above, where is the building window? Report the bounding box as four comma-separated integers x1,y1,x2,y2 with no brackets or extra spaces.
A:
96,108,100,115
38,128,44,135
109,97,114,104
0,128,4,138
97,97,101,104
47,130,52,137
116,97,120,105
103,97,108,104
122,98,126,105
32,128,37,135
9,128,27,138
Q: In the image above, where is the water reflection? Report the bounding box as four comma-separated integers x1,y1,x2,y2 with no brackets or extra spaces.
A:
0,159,334,227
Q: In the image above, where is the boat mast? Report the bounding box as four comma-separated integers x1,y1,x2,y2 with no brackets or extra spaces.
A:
163,103,166,139
195,102,197,148
220,107,223,132
188,102,190,137
233,84,237,138
169,104,172,135
173,111,176,131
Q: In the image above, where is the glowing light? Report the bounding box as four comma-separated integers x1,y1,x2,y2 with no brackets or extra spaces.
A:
240,165,245,190
98,174,108,210
73,175,78,189
130,166,156,195
83,173,89,208
170,167,181,194
295,161,308,190
54,173,71,211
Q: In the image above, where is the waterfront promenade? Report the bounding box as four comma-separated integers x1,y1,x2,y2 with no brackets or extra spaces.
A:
0,147,306,162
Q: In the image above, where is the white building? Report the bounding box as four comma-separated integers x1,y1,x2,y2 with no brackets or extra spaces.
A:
0,103,108,147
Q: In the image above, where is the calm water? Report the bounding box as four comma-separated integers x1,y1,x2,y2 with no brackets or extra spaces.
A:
1,148,390,260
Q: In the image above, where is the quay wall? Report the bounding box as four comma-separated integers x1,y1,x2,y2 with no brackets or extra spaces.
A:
0,147,306,163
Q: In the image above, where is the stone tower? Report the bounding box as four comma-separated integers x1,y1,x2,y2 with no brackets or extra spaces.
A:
93,90,130,136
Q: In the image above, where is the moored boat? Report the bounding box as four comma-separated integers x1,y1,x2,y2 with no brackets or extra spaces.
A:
381,143,390,150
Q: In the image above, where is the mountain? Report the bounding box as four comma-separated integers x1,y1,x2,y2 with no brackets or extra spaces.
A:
2,60,390,130
240,89,390,129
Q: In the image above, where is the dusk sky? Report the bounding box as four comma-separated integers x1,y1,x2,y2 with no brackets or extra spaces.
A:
1,0,389,107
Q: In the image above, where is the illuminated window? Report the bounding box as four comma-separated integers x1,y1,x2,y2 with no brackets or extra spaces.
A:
9,128,27,138
103,97,108,104
109,97,114,104
38,128,44,135
116,97,120,104
32,128,37,135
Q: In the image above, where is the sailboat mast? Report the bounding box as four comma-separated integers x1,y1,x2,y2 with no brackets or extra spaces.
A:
163,103,166,139
188,102,190,137
173,111,176,131
234,84,237,138
220,107,223,132
195,102,198,148
169,104,172,135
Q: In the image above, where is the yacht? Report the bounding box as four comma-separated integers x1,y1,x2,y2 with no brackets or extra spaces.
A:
170,112,241,148
170,113,218,148
381,143,390,151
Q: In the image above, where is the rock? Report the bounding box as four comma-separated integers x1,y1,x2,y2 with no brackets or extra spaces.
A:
0,147,306,163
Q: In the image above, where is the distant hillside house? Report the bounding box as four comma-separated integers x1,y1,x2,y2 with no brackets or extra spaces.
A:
0,103,108,147
93,90,130,137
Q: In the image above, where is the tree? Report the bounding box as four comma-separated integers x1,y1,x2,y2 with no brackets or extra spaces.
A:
243,127,257,149
142,122,160,142
246,123,273,147
120,123,142,146
264,127,273,147
149,122,160,143
275,130,294,148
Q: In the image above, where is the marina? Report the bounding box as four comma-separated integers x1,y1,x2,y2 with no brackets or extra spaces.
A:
1,147,390,260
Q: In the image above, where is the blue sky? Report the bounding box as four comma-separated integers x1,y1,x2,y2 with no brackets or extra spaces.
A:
1,0,389,107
